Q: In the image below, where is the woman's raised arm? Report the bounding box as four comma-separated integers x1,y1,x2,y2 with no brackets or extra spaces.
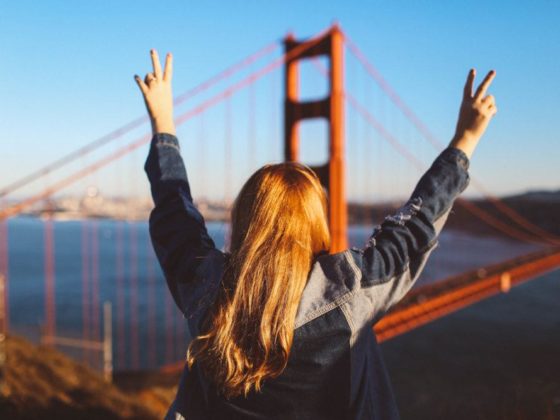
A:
136,50,222,319
351,69,497,326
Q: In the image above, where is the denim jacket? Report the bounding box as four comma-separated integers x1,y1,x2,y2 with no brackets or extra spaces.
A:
144,133,470,420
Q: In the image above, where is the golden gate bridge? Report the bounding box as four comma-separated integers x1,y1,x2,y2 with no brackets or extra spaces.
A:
0,24,559,376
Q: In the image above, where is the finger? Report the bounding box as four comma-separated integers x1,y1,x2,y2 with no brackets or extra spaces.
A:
151,49,162,79
134,74,148,95
144,72,156,85
474,70,496,100
463,68,475,99
482,94,495,106
163,53,173,82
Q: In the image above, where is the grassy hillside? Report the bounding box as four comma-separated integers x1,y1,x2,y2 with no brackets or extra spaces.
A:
0,335,168,419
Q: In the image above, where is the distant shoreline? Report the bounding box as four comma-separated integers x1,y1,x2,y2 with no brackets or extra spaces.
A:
5,188,559,241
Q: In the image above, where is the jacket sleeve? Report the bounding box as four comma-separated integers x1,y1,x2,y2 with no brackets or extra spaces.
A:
349,146,471,325
144,132,222,318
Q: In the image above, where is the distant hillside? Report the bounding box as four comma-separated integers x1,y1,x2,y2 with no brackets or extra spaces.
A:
507,188,560,202
348,188,560,239
0,335,168,420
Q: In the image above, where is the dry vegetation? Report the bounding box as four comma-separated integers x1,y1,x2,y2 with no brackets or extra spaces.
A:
0,335,173,419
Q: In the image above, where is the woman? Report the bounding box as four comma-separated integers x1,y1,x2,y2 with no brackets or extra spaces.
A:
136,49,497,419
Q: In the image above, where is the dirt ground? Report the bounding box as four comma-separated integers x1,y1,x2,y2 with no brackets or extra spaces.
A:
0,335,162,419
380,268,560,420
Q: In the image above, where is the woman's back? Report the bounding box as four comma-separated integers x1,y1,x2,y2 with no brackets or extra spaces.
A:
178,250,402,420
145,133,470,419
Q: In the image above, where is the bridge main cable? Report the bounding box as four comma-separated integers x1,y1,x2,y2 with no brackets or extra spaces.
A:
0,41,278,199
345,93,559,246
308,55,556,244
0,27,332,220
343,35,560,245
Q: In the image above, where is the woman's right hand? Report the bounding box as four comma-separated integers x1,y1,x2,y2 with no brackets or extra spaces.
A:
134,49,176,136
449,69,498,159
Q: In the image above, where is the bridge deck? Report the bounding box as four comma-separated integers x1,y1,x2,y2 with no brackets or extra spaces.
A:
375,246,560,341
381,266,560,419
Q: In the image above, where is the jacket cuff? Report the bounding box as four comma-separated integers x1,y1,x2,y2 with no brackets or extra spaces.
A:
407,145,471,224
437,146,470,171
152,132,180,149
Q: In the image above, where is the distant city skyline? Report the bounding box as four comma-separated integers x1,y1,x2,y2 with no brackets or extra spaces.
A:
2,1,559,203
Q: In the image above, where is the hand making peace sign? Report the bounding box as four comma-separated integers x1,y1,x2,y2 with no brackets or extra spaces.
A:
134,49,176,135
451,69,498,159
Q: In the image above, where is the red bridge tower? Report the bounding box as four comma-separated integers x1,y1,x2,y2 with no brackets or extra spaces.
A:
284,25,347,252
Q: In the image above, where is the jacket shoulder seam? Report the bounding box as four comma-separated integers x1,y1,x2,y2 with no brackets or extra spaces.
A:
295,250,362,330
295,289,358,329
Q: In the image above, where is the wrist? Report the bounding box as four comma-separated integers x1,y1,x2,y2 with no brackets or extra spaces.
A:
449,133,478,160
151,117,176,135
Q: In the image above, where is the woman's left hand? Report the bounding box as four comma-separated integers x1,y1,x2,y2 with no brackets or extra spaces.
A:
134,49,176,135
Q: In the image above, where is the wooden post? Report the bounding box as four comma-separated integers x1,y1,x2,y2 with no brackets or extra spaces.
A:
0,274,7,394
44,214,56,342
103,301,113,382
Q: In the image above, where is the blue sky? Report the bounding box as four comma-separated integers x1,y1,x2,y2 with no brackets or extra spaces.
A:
1,0,559,203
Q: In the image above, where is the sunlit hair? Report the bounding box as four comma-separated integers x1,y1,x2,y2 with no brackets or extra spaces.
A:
186,161,331,398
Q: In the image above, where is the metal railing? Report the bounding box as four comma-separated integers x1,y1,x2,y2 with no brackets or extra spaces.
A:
41,301,113,382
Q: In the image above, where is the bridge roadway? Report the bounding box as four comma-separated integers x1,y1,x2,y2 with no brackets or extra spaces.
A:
381,262,560,419
375,246,560,341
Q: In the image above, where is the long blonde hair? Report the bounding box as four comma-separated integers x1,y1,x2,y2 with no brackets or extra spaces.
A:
186,161,331,398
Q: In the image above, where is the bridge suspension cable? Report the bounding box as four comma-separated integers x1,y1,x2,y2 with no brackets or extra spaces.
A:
309,54,556,245
0,41,278,199
0,28,331,221
345,92,559,246
341,35,560,245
